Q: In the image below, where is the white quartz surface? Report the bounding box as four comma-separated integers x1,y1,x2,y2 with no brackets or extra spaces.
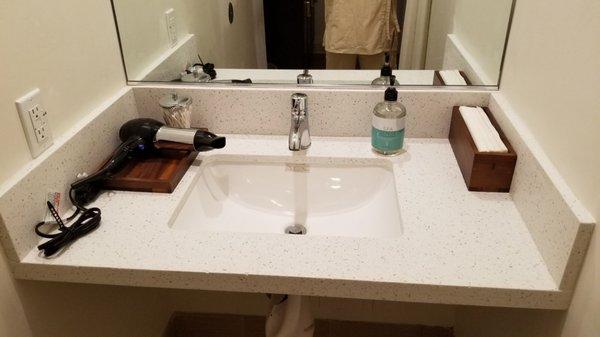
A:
15,136,563,309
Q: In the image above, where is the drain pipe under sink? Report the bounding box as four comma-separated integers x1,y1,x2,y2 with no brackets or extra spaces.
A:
266,294,315,337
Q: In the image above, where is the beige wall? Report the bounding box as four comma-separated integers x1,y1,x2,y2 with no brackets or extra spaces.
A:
457,0,599,336
0,250,30,337
114,0,264,80
426,0,513,83
425,0,456,69
452,0,513,83
0,0,126,336
501,0,600,335
112,0,187,79
0,0,126,184
196,0,263,69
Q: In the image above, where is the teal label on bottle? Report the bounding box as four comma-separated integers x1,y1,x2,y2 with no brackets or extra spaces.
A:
372,128,405,152
372,115,405,152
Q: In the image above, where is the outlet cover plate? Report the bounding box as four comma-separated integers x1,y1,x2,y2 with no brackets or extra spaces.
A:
15,88,53,158
165,8,178,47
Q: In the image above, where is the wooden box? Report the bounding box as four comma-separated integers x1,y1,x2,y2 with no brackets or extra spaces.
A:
103,149,198,193
448,106,517,192
434,71,472,86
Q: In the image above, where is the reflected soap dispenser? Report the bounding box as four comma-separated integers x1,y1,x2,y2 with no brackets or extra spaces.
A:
371,87,406,156
371,53,398,86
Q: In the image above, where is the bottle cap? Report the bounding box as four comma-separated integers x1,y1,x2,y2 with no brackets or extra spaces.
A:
384,87,398,102
380,52,393,77
380,64,392,77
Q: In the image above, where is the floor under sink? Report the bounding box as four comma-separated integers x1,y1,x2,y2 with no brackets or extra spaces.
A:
169,155,403,238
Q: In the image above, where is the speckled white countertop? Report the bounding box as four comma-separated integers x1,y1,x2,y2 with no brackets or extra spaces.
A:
14,136,563,309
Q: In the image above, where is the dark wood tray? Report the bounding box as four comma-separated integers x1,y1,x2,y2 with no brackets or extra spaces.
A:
103,149,198,193
449,106,517,192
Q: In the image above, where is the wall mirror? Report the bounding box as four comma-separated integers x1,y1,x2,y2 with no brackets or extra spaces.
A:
111,0,515,87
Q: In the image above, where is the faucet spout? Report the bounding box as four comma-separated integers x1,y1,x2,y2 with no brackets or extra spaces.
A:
289,93,311,151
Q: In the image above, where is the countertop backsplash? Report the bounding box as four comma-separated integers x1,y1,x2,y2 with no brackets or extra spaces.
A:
132,85,489,138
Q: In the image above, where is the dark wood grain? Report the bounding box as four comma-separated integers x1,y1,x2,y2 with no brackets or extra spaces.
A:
460,71,472,86
433,71,445,86
103,149,197,193
449,106,517,192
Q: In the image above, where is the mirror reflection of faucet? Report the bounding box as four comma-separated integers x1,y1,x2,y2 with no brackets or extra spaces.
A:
297,69,313,84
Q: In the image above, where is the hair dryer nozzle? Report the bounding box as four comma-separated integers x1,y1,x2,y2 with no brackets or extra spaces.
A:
194,131,226,152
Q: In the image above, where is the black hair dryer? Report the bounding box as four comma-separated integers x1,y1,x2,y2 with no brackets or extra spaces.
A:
71,119,225,206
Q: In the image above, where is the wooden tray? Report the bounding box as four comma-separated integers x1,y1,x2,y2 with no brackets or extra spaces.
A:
103,149,198,193
434,71,472,86
449,106,517,192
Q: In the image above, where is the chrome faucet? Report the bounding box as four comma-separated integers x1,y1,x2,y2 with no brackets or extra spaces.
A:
289,93,311,151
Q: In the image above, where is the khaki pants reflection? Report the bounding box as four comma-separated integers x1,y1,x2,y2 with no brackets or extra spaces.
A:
326,52,390,70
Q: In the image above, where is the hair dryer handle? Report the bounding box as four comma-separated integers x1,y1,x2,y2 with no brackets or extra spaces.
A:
70,137,145,206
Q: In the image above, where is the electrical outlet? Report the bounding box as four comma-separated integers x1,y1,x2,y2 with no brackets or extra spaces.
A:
165,8,178,47
15,88,53,158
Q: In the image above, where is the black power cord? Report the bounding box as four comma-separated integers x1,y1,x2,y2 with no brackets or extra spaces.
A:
196,55,217,79
34,189,101,257
33,136,149,256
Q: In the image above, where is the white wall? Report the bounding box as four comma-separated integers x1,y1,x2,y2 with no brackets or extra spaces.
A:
198,0,263,69
113,0,264,80
425,0,456,69
112,0,187,79
456,0,600,336
0,1,127,336
501,1,600,335
0,250,30,337
451,0,513,83
0,0,126,185
426,0,513,84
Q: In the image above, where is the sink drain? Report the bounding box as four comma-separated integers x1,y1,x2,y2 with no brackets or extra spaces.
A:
285,224,307,235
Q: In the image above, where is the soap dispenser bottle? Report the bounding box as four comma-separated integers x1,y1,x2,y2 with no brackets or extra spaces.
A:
371,53,398,86
372,87,406,155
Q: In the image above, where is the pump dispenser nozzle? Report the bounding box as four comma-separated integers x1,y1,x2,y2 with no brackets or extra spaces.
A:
372,53,397,86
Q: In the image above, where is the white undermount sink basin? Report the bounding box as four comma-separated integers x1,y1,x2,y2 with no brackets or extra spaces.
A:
170,155,402,238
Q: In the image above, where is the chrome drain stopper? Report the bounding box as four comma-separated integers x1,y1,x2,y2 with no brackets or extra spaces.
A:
285,224,307,235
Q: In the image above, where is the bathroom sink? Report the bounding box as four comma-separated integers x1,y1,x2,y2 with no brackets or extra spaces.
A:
170,155,402,238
